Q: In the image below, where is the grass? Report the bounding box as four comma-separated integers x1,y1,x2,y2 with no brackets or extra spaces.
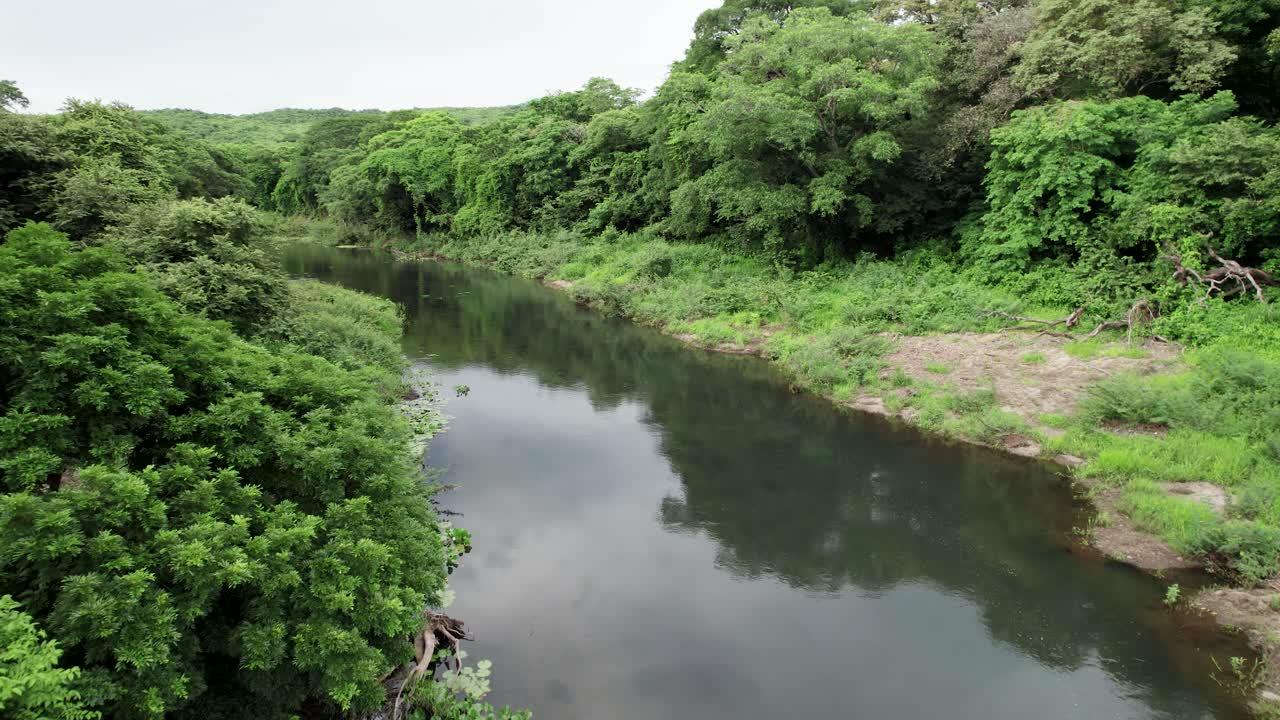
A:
1064,339,1149,360
1048,337,1280,584
1038,412,1071,429
394,227,1280,589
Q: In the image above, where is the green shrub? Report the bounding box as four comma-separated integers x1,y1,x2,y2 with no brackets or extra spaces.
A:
1193,521,1280,586
266,279,405,376
0,596,97,720
0,224,445,719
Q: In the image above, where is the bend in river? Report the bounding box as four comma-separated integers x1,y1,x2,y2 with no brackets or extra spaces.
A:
285,244,1253,720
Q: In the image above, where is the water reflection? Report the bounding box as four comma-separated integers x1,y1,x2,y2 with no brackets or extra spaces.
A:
284,245,1249,720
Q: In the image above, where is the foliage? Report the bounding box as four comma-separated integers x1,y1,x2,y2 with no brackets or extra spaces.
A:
0,596,97,720
143,107,517,147
264,279,406,375
973,91,1280,304
272,111,421,215
100,197,287,334
0,223,445,719
0,97,256,238
662,8,943,262
405,675,530,720
1014,0,1236,99
228,0,1276,286
0,80,30,112
0,110,65,233
6,0,1280,707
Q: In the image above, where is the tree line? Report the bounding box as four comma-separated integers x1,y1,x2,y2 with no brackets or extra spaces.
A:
243,0,1279,309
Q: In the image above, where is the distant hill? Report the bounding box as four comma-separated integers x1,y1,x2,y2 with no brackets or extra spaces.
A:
144,105,520,146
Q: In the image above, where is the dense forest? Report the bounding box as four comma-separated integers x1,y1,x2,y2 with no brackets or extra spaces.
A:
4,0,1280,717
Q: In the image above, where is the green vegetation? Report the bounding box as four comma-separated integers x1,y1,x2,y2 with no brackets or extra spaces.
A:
4,0,1280,712
0,82,518,720
0,596,96,720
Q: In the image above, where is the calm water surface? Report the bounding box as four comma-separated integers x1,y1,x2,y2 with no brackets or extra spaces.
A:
285,244,1252,720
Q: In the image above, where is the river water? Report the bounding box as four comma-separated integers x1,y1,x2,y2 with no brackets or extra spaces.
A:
284,244,1252,720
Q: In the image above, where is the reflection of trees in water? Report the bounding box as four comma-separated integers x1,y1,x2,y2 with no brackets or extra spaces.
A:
284,247,1240,718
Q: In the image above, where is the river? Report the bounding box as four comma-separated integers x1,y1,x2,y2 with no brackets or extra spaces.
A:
284,243,1253,720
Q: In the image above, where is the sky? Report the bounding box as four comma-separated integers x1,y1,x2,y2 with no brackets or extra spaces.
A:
3,0,722,114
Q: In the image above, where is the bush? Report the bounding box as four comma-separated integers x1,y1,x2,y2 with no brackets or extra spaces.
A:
265,279,406,376
0,223,444,719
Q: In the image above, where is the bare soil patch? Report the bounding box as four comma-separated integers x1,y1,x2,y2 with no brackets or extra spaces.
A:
1165,481,1229,515
1000,433,1042,458
1091,517,1199,572
884,332,1182,424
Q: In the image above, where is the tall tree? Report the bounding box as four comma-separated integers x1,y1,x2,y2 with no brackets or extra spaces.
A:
663,7,942,261
0,80,30,112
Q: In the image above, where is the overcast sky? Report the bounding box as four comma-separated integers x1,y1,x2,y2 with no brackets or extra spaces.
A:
3,0,721,114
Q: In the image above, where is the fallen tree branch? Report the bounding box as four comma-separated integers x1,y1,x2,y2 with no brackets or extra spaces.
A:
1083,320,1127,340
984,306,1084,337
1162,245,1273,304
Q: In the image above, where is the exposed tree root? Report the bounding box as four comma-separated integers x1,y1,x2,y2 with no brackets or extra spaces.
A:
1083,299,1158,343
391,611,472,720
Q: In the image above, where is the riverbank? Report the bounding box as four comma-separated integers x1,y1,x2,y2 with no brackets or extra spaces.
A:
381,229,1280,714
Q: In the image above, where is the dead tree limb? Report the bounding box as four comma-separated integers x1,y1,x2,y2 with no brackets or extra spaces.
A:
1162,245,1273,304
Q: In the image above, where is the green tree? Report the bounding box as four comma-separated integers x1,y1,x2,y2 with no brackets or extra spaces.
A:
972,91,1280,301
0,80,30,112
0,111,65,232
39,101,253,237
0,223,445,719
1190,0,1280,117
101,197,287,333
353,112,466,234
663,7,942,261
1015,0,1236,100
272,111,416,215
680,0,866,73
